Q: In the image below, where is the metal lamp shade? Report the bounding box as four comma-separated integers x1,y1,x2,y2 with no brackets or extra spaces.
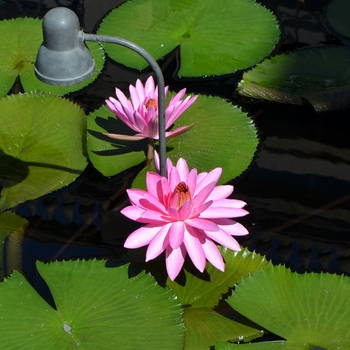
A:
34,7,95,86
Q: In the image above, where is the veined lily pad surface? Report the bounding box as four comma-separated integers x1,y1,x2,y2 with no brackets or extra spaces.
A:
0,259,184,349
98,0,280,77
219,265,350,349
167,248,272,349
325,0,350,46
87,93,258,186
0,17,104,97
0,92,87,210
237,46,350,111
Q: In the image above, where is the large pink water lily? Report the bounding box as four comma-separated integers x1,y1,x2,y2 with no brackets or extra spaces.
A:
121,157,249,281
105,76,197,141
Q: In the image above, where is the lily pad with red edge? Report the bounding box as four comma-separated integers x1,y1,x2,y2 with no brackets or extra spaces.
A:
97,0,280,78
86,93,259,185
0,259,185,349
237,46,350,111
0,92,87,210
0,17,104,97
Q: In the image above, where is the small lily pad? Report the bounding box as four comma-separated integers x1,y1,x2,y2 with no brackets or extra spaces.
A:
0,259,184,349
325,0,350,46
97,0,280,77
0,17,104,97
0,92,87,210
237,46,350,111
224,265,350,349
87,93,259,185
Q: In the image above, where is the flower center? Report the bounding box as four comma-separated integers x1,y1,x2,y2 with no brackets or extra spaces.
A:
174,182,191,209
145,98,157,110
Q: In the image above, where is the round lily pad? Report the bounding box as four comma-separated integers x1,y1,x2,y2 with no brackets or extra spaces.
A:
0,92,87,210
97,0,280,77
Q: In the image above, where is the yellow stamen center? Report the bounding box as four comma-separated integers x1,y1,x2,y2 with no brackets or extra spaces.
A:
174,182,191,209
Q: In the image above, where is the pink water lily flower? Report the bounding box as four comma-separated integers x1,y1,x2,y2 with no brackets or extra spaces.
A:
121,157,249,281
105,76,197,141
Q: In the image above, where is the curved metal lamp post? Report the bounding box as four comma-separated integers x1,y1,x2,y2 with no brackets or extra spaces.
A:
34,7,166,176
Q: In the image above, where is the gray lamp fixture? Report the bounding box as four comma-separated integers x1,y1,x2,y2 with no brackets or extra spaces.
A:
34,7,167,176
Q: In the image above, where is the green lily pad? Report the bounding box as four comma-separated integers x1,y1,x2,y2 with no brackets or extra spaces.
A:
216,340,302,349
0,17,104,97
325,0,350,46
167,248,271,349
184,307,263,350
237,46,350,111
0,259,184,349
224,265,350,349
97,0,280,77
0,211,28,279
0,92,87,210
87,93,258,183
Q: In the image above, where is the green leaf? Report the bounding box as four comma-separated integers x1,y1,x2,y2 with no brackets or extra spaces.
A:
226,265,350,349
184,307,263,350
98,0,280,77
237,46,350,111
325,0,350,46
0,211,28,279
0,92,87,210
0,259,185,349
0,18,104,97
216,340,303,349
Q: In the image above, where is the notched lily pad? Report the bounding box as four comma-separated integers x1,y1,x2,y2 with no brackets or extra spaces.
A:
224,265,350,349
0,259,184,349
0,17,104,96
237,46,350,111
97,0,280,77
0,92,87,210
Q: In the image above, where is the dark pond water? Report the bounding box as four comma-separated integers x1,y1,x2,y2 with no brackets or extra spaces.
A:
1,0,350,305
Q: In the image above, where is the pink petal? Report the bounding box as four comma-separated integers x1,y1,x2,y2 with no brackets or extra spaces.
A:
168,164,180,191
124,224,161,248
175,158,189,182
204,229,241,251
140,209,171,224
168,206,180,221
103,133,145,141
166,95,198,126
194,168,222,197
177,200,192,220
210,198,247,209
146,223,172,261
201,239,225,272
133,111,148,133
183,225,206,273
206,185,233,201
126,188,167,214
166,245,186,281
164,124,195,140
168,221,185,249
192,181,216,208
199,207,249,219
186,168,198,195
121,206,145,222
144,76,156,96
185,217,219,231
115,88,132,109
213,219,249,236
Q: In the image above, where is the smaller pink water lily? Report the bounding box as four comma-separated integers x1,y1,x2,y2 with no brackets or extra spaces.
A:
105,76,197,141
121,157,249,281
